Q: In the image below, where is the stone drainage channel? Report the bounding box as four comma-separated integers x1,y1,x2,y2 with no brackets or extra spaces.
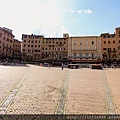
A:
55,69,69,115
102,70,116,114
0,68,30,114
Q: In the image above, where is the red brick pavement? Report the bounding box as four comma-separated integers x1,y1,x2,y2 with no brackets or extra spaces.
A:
6,66,67,114
66,68,107,114
0,65,120,114
0,65,29,105
104,68,120,114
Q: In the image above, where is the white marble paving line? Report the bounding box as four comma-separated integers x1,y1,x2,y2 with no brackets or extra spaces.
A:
102,70,116,114
55,69,69,115
0,68,30,115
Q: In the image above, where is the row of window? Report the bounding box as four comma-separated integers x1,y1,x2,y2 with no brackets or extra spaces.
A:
73,41,96,45
73,53,100,57
0,38,20,47
42,54,66,58
23,39,120,45
25,54,66,58
2,43,12,48
23,47,66,52
102,35,115,38
43,41,66,44
45,38,66,41
73,57,100,59
103,54,117,58
24,40,40,43
103,40,120,44
13,45,21,47
42,47,66,50
103,48,116,51
31,57,64,60
2,48,12,52
24,39,66,44
22,37,66,41
27,49,41,52
1,53,12,57
42,52,67,55
34,54,40,57
3,37,13,43
23,44,40,47
3,32,13,38
23,35,43,39
24,40,66,44
14,50,21,52
72,46,98,50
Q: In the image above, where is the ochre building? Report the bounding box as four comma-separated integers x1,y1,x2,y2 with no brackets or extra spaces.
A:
21,34,68,63
68,36,102,64
21,27,120,64
101,27,120,64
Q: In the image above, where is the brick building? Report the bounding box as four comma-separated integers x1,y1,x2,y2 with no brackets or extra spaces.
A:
13,39,22,60
21,34,68,63
101,27,120,64
21,27,120,64
0,27,15,59
0,27,22,61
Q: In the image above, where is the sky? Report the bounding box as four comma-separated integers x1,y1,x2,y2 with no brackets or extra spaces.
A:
0,0,120,40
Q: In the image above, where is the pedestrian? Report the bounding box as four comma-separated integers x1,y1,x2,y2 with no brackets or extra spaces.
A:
48,63,50,69
62,63,64,70
6,58,8,65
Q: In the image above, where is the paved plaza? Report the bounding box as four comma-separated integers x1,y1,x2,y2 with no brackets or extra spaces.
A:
0,64,120,114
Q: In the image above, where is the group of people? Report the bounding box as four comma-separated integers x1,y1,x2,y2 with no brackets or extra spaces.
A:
47,63,64,70
103,64,116,68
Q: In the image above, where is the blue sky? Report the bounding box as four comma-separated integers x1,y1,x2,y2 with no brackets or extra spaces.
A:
0,0,120,40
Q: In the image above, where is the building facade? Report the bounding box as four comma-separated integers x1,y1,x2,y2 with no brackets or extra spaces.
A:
13,39,22,60
1,26,120,64
101,27,120,64
21,34,43,61
68,36,102,63
0,27,15,59
22,34,68,63
21,27,120,64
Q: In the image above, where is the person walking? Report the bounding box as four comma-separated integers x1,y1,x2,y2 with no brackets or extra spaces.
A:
62,63,64,70
48,63,50,69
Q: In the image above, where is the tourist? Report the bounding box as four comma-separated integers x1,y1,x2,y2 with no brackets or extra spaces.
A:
48,63,50,69
62,63,64,70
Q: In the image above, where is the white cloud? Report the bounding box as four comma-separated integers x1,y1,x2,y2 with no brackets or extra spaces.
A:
70,9,75,13
63,9,93,15
56,25,70,35
0,0,63,39
77,9,93,14
84,9,93,14
0,0,93,40
77,10,83,14
32,25,71,38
